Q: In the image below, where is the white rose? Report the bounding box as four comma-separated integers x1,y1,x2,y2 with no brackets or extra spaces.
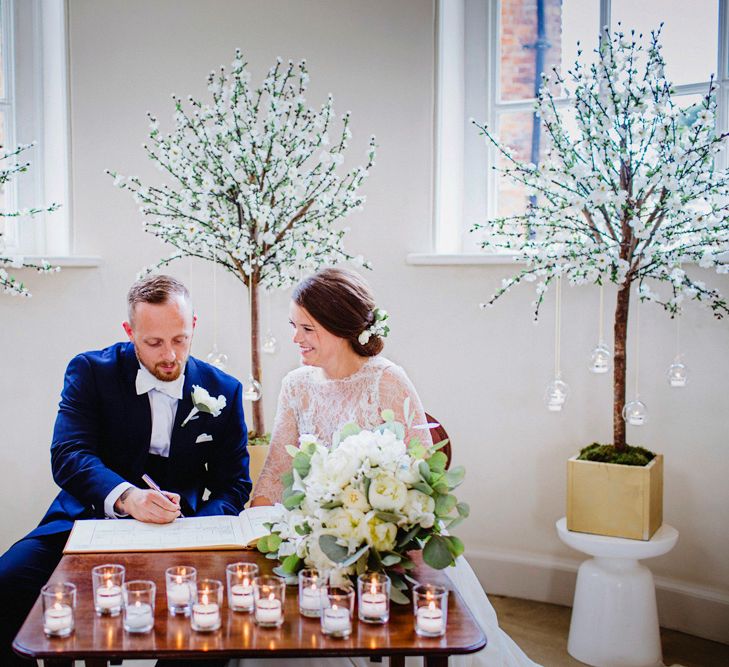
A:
402,489,436,529
341,485,370,512
360,512,397,552
190,385,227,416
323,507,364,541
368,472,408,512
323,447,362,490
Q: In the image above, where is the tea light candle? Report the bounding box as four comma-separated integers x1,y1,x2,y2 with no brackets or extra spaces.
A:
360,590,387,617
97,581,122,610
44,603,73,634
416,602,444,634
192,597,220,630
299,585,321,612
231,581,254,610
168,579,191,606
255,595,283,625
322,605,351,634
125,602,154,631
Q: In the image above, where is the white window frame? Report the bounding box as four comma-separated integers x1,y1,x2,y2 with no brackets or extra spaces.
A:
411,0,729,264
2,0,70,257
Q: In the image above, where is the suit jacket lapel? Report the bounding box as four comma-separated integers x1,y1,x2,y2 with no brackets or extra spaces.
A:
169,357,198,462
120,343,153,476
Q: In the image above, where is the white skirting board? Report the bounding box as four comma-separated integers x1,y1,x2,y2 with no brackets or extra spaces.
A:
466,547,729,645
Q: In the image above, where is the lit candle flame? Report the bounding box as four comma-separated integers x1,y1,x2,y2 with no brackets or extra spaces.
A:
242,577,249,587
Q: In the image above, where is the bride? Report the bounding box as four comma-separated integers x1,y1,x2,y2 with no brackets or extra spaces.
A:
245,267,540,667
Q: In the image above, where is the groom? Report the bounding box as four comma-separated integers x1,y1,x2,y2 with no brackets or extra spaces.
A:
0,274,250,665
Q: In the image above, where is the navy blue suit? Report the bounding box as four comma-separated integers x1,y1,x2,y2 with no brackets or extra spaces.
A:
1,342,250,664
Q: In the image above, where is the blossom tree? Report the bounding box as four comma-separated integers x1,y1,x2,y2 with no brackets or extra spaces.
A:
473,27,729,454
108,51,376,437
1,143,60,296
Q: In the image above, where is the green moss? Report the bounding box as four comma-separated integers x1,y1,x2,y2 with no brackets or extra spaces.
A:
248,433,271,447
577,443,656,466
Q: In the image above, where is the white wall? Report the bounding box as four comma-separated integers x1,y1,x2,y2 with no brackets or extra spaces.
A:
1,0,728,643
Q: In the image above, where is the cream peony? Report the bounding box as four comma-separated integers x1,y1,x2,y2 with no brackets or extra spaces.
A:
360,512,397,552
368,472,408,512
402,489,436,529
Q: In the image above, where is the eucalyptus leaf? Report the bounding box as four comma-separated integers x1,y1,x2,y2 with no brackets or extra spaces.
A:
401,559,416,570
340,543,369,568
423,534,455,569
445,516,465,531
256,535,271,553
388,572,408,590
318,534,349,563
412,481,433,495
444,466,465,488
445,535,465,558
339,422,362,439
281,471,294,489
281,554,302,574
389,586,409,605
432,437,450,451
285,445,299,457
456,502,470,517
397,525,421,548
267,533,282,551
320,500,344,510
428,451,448,473
375,511,401,523
380,553,401,566
408,440,427,460
381,408,395,423
432,482,450,495
283,491,305,510
435,493,458,516
418,460,431,480
292,452,311,477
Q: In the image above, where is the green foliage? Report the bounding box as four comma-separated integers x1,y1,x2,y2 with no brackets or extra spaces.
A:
423,534,455,569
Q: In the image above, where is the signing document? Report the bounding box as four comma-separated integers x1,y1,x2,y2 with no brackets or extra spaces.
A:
63,506,278,553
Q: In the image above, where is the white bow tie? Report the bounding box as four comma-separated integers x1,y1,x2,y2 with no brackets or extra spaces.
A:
135,366,185,400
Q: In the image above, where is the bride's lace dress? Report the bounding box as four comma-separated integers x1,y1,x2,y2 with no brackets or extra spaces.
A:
241,357,540,667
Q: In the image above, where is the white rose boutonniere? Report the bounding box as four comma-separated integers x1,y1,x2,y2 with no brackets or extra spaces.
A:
181,385,227,427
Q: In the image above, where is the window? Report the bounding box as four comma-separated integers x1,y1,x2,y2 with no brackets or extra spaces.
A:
432,0,728,256
0,0,70,258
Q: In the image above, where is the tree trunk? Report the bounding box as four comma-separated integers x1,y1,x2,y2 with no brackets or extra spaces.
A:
249,274,265,436
613,281,630,451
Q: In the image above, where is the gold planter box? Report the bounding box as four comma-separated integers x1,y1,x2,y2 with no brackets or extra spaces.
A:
248,444,270,489
566,454,663,540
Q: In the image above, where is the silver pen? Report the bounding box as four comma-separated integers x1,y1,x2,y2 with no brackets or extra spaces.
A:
141,473,185,518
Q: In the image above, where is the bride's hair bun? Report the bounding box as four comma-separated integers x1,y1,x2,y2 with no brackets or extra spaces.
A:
293,267,384,357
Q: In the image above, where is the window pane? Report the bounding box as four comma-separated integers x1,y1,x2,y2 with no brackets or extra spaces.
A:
499,0,600,102
611,0,718,86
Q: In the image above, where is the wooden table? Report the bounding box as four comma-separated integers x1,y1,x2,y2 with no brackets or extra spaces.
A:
13,550,486,666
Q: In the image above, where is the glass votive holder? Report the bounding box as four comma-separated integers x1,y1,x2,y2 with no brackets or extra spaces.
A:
320,586,354,639
92,564,125,617
253,575,286,628
413,584,448,637
298,568,323,618
191,579,223,632
122,580,156,634
226,562,258,613
358,572,390,624
41,582,76,637
166,565,197,616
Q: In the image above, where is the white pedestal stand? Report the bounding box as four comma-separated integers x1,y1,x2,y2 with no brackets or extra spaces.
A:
556,518,679,667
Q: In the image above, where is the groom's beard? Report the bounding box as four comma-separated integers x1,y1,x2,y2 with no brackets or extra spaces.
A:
135,347,187,382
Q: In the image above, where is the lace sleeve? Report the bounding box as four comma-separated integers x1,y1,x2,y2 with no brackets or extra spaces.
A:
250,375,300,504
378,364,433,447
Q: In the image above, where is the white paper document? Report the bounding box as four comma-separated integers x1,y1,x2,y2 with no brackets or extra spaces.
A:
64,506,278,553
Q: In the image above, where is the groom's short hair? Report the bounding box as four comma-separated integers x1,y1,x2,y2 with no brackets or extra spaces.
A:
127,274,191,324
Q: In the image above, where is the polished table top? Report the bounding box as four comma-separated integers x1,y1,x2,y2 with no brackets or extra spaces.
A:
14,549,486,663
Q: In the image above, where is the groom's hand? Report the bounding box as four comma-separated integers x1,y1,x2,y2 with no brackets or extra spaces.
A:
116,488,181,523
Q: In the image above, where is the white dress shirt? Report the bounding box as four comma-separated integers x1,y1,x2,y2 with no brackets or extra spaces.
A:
103,365,185,518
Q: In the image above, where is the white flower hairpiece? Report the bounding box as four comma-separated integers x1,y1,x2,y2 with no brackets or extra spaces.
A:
357,308,390,346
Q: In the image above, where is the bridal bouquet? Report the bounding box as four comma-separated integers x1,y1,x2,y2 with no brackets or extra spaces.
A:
257,406,469,603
